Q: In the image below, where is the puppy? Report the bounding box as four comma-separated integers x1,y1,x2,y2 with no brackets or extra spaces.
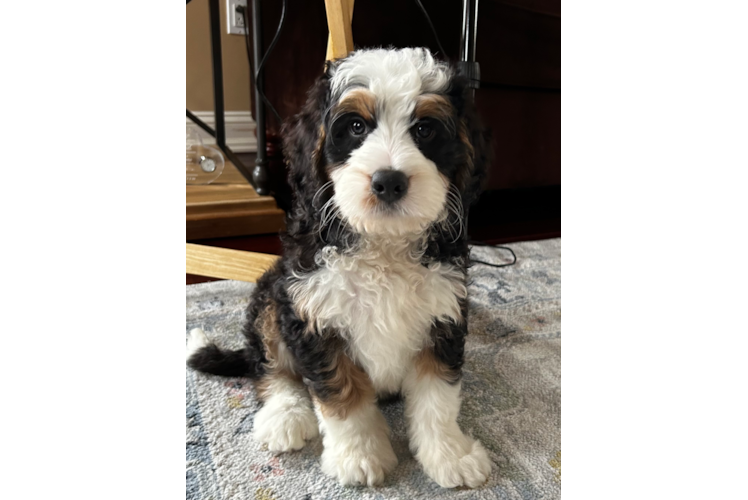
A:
187,47,491,488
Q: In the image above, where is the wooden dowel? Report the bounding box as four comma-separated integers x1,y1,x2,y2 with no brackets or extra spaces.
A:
186,243,279,283
325,0,355,61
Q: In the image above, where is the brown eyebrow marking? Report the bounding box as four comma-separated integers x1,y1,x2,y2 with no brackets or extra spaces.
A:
333,88,377,122
414,93,455,122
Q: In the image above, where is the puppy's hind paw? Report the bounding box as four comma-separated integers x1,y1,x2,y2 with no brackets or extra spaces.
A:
253,402,319,453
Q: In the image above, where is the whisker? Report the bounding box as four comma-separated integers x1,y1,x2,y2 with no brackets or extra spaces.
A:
441,184,465,243
330,207,346,242
318,195,340,242
320,198,338,226
312,180,334,208
319,191,336,214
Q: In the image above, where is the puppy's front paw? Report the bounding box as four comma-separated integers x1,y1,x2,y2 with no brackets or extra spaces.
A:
253,402,319,453
419,436,492,488
321,438,398,486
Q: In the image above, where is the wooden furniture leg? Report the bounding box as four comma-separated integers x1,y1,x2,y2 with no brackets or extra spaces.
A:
325,0,355,61
186,244,279,283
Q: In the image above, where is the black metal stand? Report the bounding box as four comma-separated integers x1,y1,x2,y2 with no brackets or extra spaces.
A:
458,0,480,236
250,0,269,195
457,0,481,97
186,0,270,195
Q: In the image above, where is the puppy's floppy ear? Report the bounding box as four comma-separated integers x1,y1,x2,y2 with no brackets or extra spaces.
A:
281,69,332,216
448,75,492,208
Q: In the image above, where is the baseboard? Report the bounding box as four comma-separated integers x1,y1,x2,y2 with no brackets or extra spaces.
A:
187,111,257,153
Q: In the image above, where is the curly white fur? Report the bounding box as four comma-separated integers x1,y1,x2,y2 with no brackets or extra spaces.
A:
289,235,466,394
330,48,452,102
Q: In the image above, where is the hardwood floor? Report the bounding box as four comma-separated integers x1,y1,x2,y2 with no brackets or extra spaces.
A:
186,156,285,240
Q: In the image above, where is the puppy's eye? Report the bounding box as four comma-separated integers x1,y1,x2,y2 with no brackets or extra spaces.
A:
349,119,367,136
416,122,435,141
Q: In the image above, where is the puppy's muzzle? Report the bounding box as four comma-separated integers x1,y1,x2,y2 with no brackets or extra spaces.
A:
371,169,409,204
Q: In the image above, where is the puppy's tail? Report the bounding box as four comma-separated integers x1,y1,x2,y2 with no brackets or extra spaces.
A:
186,328,262,378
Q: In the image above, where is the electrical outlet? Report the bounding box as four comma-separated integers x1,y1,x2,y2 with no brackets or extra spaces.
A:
227,0,248,35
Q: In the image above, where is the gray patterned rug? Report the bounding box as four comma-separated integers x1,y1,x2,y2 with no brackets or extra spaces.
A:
186,238,561,500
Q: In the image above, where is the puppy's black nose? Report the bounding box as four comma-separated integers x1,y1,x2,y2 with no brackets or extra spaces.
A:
371,169,408,203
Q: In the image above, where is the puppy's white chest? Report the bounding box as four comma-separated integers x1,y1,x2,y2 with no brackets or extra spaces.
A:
289,244,466,393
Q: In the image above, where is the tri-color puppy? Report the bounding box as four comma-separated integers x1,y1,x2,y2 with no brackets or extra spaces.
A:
187,47,492,488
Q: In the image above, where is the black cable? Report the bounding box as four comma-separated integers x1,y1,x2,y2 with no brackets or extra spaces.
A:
468,241,518,269
239,3,283,125
414,0,448,59
237,3,285,127
254,0,287,90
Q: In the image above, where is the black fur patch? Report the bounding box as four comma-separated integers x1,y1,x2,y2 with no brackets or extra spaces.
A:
325,112,377,165
410,117,463,179
429,300,470,383
187,344,262,378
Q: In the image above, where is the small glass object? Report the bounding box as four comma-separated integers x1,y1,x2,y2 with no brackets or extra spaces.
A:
186,124,224,184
